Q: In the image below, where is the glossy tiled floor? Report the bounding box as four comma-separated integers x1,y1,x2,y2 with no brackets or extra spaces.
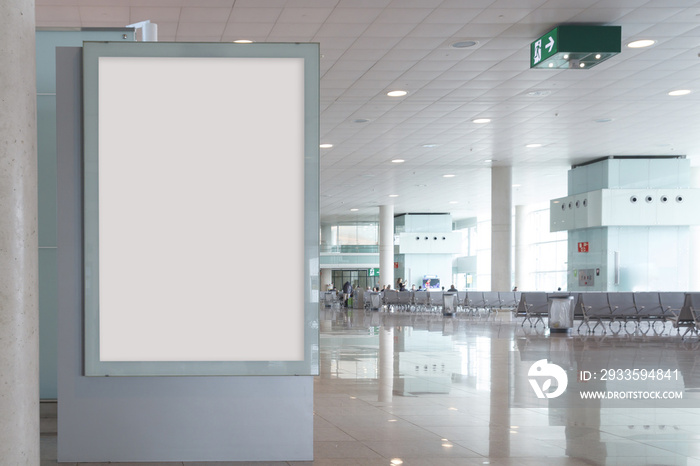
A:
42,307,700,465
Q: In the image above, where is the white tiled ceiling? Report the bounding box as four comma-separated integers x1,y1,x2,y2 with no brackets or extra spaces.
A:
36,0,700,223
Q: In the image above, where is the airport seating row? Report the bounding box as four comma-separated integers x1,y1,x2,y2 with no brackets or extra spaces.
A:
517,291,700,336
323,289,700,337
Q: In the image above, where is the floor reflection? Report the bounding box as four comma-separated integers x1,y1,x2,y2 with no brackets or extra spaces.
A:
316,306,700,465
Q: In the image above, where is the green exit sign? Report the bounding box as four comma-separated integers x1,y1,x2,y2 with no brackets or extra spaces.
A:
530,25,621,69
531,28,559,67
368,268,380,277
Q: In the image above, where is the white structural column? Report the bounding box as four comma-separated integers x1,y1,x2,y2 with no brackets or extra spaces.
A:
514,204,531,290
379,205,394,289
690,168,700,290
320,268,332,291
491,167,513,291
320,224,335,251
0,0,40,464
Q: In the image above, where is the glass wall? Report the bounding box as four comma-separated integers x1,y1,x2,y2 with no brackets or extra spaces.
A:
322,222,378,253
331,269,378,291
526,205,568,291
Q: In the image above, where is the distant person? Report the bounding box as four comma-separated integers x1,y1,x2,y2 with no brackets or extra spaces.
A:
448,284,457,292
411,284,416,291
342,281,352,307
513,286,518,292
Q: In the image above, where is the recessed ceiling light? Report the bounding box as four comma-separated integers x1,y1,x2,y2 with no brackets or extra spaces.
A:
422,143,440,148
233,39,254,44
512,184,521,188
526,89,551,97
627,39,656,48
579,62,585,68
350,208,359,212
389,194,399,198
391,159,405,163
451,40,478,48
390,459,404,465
525,143,542,148
594,118,614,123
595,54,602,59
472,118,491,124
387,90,408,97
443,174,456,178
668,89,691,96
449,201,459,204
319,143,333,148
484,159,494,163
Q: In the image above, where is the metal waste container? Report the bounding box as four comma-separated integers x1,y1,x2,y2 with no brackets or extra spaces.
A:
548,295,574,333
442,293,458,316
354,288,364,309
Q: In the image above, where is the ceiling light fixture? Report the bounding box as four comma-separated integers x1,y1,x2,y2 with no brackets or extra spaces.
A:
391,159,405,163
233,39,254,44
472,118,491,124
451,40,478,48
422,143,440,148
389,194,399,198
319,143,333,148
526,89,551,97
668,89,691,96
449,201,459,204
525,143,542,148
350,208,359,212
627,39,656,48
387,90,408,97
443,174,456,178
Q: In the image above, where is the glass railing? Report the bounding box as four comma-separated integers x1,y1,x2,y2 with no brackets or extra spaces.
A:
320,245,379,254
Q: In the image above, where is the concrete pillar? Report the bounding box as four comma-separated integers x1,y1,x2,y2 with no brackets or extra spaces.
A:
320,268,332,291
690,168,700,291
491,166,512,291
379,205,394,289
320,224,335,252
0,0,40,464
514,204,531,291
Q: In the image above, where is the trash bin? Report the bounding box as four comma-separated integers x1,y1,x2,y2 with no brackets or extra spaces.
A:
443,293,458,316
548,295,574,333
354,288,364,309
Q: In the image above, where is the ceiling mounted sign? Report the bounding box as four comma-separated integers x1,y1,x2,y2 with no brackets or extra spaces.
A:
530,25,621,70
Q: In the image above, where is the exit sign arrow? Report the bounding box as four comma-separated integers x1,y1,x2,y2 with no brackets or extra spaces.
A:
545,36,555,52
